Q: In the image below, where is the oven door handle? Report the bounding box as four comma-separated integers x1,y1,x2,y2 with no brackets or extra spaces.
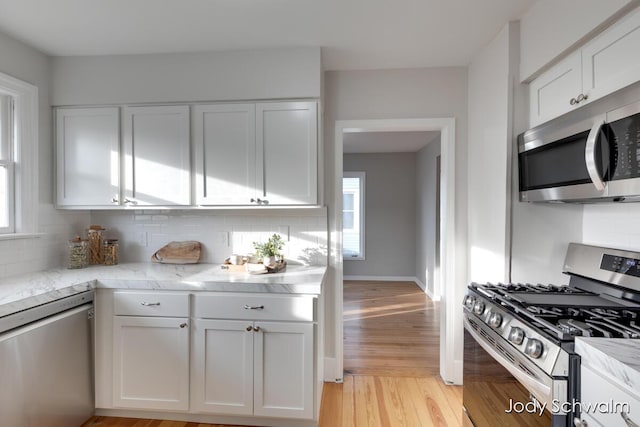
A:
464,316,555,408
585,119,606,192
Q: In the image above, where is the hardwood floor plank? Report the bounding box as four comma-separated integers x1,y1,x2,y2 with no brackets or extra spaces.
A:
341,375,357,427
318,381,343,426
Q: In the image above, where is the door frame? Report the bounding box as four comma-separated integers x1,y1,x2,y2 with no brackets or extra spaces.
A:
331,117,461,384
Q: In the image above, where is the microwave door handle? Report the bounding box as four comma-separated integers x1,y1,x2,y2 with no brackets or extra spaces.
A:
585,119,606,191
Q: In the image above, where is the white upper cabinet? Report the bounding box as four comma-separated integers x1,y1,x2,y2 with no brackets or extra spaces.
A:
582,6,640,103
529,7,640,127
195,101,318,206
56,107,120,207
257,102,318,206
194,104,257,205
529,52,583,127
123,105,190,206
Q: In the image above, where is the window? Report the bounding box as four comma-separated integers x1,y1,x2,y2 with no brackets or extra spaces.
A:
0,71,38,237
342,171,365,260
0,94,13,233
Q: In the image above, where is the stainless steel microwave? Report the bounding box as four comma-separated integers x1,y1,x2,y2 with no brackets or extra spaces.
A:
518,100,640,202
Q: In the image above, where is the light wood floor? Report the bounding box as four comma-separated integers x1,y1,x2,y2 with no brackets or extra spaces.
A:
82,280,461,427
343,280,441,377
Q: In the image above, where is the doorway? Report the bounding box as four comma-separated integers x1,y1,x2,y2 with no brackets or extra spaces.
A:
331,118,461,385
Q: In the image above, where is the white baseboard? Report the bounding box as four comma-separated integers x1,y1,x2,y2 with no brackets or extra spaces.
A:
324,357,342,382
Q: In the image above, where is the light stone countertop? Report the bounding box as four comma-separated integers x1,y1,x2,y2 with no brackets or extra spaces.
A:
0,262,326,318
575,337,640,392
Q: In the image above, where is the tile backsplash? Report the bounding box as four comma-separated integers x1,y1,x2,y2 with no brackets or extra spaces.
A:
89,208,328,265
0,205,90,278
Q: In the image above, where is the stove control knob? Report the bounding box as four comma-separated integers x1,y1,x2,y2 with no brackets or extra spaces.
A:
473,301,485,315
524,339,543,359
508,327,525,345
488,312,503,328
463,295,475,310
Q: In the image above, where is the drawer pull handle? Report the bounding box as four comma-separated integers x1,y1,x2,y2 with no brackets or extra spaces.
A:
244,305,264,310
253,326,261,332
141,302,161,306
179,323,188,329
622,411,639,427
246,325,253,332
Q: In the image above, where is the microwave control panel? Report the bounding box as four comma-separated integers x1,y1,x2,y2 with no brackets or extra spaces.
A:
609,114,640,180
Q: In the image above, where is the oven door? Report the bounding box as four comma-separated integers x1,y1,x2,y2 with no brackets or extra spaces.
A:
463,315,570,427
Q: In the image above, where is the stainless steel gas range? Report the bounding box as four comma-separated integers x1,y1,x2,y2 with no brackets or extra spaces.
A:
463,243,640,427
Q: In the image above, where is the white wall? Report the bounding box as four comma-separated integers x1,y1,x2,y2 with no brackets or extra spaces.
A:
416,137,441,296
467,23,515,284
89,209,327,265
324,67,468,374
343,153,416,278
0,30,89,277
51,47,321,105
519,0,634,81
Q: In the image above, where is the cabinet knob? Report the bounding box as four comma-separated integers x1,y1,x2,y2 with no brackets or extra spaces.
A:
261,199,269,205
570,97,578,105
179,323,188,329
252,326,261,332
250,198,263,204
246,326,253,332
576,93,588,103
111,198,119,204
123,198,137,205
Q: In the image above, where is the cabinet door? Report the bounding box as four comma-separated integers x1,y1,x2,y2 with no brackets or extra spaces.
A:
529,51,583,127
56,107,119,207
112,316,189,411
256,102,318,205
194,104,256,205
253,321,314,419
191,319,254,415
123,106,190,206
582,7,640,104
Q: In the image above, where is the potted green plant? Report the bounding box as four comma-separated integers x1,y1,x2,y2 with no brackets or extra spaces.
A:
253,234,285,266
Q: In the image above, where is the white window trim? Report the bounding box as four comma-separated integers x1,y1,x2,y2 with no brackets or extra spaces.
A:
342,171,365,261
0,71,38,234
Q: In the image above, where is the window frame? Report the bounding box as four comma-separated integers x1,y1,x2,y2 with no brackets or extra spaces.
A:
342,171,365,261
0,71,38,237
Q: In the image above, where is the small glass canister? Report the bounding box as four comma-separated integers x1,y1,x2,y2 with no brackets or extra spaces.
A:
87,225,105,264
68,236,88,269
103,239,119,265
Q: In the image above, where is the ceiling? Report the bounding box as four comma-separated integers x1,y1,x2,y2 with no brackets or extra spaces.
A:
0,0,536,71
343,131,440,154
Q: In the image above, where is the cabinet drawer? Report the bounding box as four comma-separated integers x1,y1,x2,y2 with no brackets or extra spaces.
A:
193,294,315,322
581,364,640,427
114,291,189,317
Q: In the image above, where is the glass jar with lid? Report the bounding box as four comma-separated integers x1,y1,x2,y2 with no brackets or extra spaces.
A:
68,236,88,269
103,239,119,265
87,225,105,264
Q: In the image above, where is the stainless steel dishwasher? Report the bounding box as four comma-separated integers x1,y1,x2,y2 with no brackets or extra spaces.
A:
0,290,94,427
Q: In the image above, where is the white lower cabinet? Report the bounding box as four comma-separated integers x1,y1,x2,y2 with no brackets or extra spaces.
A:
192,319,314,419
112,316,190,410
96,290,318,424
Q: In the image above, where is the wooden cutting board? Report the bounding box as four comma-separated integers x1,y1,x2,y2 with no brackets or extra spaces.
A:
151,241,202,264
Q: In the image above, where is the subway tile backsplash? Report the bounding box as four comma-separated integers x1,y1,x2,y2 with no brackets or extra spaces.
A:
89,208,328,265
